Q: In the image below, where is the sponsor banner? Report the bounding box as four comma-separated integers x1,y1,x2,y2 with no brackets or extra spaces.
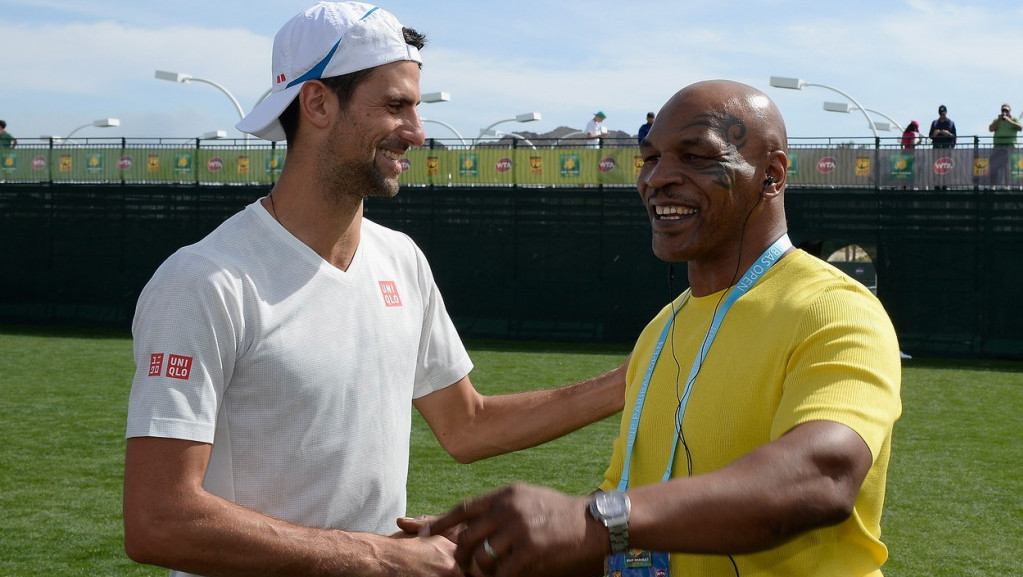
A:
86,153,104,174
877,149,974,188
2,145,1012,187
1011,153,1023,179
889,154,914,179
400,148,639,186
1,152,16,173
786,148,875,186
856,155,871,177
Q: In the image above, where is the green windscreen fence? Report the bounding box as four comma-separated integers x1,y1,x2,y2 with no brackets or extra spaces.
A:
1,184,1021,359
6,138,1023,188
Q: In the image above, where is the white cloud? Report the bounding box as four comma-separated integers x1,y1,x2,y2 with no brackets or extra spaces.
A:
5,0,1023,141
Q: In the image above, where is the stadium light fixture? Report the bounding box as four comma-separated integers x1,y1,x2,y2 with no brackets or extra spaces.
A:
64,118,121,139
770,76,878,139
422,118,468,146
478,112,542,140
156,69,247,141
823,101,903,133
201,130,228,139
422,91,451,103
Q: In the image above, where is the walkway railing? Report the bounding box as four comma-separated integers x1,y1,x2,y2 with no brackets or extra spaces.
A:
1,135,1020,189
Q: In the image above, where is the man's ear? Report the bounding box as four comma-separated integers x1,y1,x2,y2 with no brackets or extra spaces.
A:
762,151,787,198
298,80,334,132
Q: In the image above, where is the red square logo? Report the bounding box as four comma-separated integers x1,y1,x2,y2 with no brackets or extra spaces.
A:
379,280,403,307
148,353,164,377
165,354,194,380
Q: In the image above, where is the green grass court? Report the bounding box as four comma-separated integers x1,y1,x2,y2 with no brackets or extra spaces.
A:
1,326,1020,575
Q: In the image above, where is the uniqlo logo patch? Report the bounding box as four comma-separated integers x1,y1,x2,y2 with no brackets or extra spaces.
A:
165,354,194,380
379,280,403,307
148,353,164,376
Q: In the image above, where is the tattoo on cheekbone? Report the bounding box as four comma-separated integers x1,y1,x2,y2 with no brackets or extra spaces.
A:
689,112,747,191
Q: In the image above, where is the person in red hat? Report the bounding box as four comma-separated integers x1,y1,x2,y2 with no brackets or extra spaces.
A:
901,120,922,149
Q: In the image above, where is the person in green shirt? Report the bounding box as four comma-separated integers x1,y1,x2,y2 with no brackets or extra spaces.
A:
0,120,17,148
988,103,1021,186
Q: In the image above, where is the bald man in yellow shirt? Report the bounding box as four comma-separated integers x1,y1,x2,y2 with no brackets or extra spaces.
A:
430,79,902,577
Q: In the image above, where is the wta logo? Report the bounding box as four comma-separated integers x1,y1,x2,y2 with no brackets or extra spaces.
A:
816,157,837,173
598,157,617,172
496,158,512,173
933,157,954,175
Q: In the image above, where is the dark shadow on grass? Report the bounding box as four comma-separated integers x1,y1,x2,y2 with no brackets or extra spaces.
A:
899,356,1023,374
464,339,632,356
0,323,131,340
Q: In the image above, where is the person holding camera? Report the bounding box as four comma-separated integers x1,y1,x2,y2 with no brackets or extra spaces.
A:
988,103,1021,187
929,104,957,149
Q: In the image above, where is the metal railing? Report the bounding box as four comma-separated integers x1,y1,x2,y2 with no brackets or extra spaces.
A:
2,135,1021,189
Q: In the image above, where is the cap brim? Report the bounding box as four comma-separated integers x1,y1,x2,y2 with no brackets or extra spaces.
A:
236,83,303,142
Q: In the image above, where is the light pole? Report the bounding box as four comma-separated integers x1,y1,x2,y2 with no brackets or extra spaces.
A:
553,130,588,147
422,119,468,147
822,102,903,133
478,112,541,142
769,76,878,140
480,129,536,149
64,118,121,140
155,70,247,141
416,89,461,144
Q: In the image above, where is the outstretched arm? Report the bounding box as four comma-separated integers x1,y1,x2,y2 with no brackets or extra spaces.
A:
414,361,627,463
124,437,460,577
428,420,871,577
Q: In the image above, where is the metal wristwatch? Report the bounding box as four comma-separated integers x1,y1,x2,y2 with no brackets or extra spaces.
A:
588,489,631,554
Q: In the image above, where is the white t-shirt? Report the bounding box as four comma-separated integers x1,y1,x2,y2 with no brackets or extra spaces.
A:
127,200,472,573
584,118,606,148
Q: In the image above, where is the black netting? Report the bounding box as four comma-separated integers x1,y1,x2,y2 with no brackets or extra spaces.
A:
2,184,1021,359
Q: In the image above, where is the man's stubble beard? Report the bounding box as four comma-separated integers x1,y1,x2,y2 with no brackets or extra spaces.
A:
316,119,400,207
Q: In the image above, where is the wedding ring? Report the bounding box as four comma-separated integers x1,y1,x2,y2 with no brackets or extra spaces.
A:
483,537,498,560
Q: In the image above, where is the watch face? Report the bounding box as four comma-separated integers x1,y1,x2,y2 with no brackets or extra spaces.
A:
593,491,631,554
596,490,629,519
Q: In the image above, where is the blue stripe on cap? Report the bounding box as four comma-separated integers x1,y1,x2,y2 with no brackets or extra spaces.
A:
285,6,381,89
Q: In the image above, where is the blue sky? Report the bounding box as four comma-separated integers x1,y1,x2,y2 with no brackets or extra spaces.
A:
4,0,1022,144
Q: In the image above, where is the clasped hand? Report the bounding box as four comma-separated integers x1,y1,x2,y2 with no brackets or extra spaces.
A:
414,483,606,577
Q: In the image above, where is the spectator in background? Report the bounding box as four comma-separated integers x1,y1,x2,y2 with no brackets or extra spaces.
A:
988,103,1021,186
929,105,957,148
637,111,655,144
901,120,922,149
585,111,608,148
0,120,16,148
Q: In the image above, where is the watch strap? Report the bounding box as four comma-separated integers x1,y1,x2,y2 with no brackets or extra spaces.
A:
589,490,631,554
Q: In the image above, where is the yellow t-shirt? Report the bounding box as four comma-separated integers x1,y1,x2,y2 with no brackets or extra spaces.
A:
601,250,902,577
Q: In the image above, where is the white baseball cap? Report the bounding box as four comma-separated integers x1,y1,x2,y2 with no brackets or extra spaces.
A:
236,1,422,141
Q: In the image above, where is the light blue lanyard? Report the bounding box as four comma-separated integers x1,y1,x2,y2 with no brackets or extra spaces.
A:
617,234,792,492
